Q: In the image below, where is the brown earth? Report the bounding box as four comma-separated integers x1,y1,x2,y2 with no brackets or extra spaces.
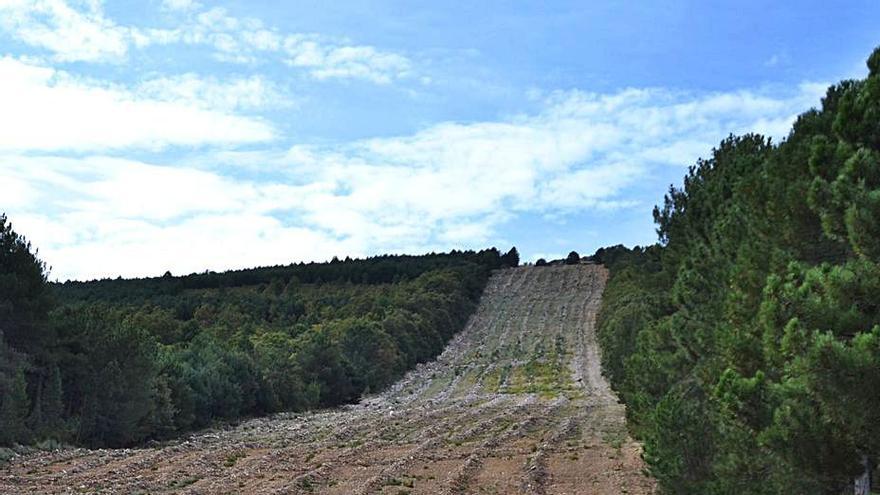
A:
0,265,656,494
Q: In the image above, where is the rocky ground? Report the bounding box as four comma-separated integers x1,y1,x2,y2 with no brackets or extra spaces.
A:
0,265,656,494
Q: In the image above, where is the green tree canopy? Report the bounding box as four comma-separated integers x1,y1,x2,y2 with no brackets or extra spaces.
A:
596,46,880,493
0,214,52,354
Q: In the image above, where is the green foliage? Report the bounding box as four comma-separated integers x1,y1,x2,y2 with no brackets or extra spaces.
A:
71,311,160,446
29,365,65,440
54,248,506,305
642,382,714,493
0,367,31,445
0,214,49,445
0,214,53,355
597,46,880,493
0,228,499,448
500,246,520,267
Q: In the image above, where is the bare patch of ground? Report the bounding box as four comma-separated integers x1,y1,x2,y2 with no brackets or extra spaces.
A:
0,265,655,494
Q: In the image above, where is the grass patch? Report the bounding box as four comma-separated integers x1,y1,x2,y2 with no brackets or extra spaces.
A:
296,476,316,492
421,371,454,397
384,476,415,488
504,359,574,397
452,367,480,395
223,451,246,467
603,428,627,450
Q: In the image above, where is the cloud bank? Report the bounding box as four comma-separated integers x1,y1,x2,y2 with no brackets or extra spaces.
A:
1,81,826,280
0,57,275,151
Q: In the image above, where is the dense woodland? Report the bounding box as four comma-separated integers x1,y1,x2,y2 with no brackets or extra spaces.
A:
594,47,880,493
0,223,517,449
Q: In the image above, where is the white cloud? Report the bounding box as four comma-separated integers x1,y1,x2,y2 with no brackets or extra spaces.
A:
181,9,413,83
0,0,133,62
1,80,827,280
539,162,644,209
0,57,274,151
1,155,353,279
0,1,413,83
276,84,824,252
136,73,293,111
161,0,200,12
2,173,35,209
13,211,362,281
284,39,411,84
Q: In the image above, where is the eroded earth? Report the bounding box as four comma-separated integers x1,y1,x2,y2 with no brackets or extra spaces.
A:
1,265,656,494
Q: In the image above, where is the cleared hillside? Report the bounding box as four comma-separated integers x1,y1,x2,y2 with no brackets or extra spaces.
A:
0,265,655,494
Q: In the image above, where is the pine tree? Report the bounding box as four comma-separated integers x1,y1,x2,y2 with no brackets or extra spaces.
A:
40,366,65,438
0,368,31,445
27,377,42,437
0,214,52,354
501,247,520,267
149,375,177,439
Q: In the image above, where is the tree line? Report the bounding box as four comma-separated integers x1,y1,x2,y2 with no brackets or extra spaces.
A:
0,219,519,449
594,46,880,493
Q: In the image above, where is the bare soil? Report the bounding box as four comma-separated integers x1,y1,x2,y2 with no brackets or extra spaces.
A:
0,265,656,494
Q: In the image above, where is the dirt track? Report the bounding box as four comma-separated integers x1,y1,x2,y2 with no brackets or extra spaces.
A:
0,265,656,494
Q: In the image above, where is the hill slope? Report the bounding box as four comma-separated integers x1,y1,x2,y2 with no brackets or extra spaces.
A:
0,265,654,494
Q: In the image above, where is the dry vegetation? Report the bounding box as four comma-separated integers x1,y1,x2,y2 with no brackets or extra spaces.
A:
0,265,655,494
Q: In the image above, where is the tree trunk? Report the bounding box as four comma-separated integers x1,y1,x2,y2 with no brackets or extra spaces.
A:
855,455,873,495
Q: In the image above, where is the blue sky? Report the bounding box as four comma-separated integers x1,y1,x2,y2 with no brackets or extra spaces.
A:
1,0,878,280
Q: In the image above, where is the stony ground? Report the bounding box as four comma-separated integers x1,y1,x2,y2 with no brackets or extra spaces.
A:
0,265,656,494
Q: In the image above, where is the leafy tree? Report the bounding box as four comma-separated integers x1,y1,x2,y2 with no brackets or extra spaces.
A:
565,251,580,265
250,330,305,412
331,318,401,393
294,326,354,406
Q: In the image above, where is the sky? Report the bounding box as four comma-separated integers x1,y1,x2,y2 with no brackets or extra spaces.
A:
1,0,879,281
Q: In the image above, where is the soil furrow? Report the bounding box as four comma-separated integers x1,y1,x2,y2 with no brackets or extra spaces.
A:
0,265,655,495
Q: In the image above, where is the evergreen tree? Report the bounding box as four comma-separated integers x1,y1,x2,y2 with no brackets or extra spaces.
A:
500,247,520,267
0,367,31,444
595,45,880,494
75,317,159,447
40,365,65,438
0,214,52,354
148,374,178,439
1,213,494,448
27,375,42,437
